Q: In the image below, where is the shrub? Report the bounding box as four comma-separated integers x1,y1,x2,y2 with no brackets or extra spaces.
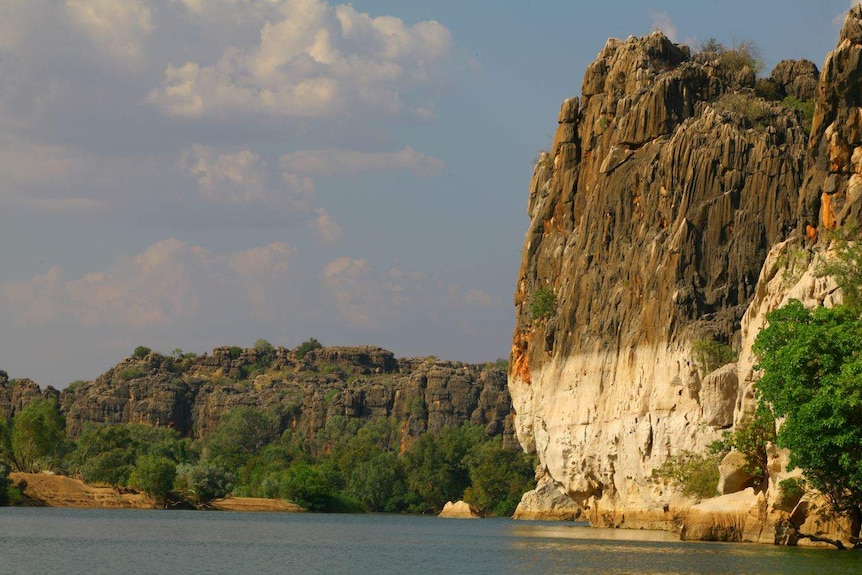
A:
0,462,10,506
782,96,815,134
133,346,152,359
712,93,772,126
484,358,508,371
228,346,243,359
116,366,144,381
699,38,763,75
253,338,275,358
754,78,782,101
653,451,720,499
709,404,776,480
129,455,176,506
175,462,233,505
691,338,737,376
296,337,323,360
530,287,557,320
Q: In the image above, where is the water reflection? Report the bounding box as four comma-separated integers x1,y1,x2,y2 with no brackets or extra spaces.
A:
508,521,681,543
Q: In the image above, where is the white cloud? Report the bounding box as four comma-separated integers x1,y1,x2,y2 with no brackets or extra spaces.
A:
1,239,297,328
321,257,499,329
648,9,678,43
279,147,443,177
311,208,343,244
66,0,154,65
148,0,454,119
181,144,315,208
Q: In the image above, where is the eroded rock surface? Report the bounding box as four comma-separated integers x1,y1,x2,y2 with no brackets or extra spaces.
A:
509,7,862,546
55,346,515,448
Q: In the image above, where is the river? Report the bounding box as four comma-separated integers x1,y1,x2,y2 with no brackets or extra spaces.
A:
0,508,859,574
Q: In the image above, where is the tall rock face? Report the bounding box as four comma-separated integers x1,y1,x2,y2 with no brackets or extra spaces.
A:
510,31,815,525
58,346,515,449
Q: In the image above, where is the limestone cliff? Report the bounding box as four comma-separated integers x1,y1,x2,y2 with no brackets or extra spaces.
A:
49,345,514,448
510,9,862,542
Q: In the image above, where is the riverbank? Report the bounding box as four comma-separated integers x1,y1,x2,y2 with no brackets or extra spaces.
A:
9,472,303,512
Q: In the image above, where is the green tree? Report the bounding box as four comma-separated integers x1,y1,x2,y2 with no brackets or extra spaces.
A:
754,300,862,528
203,406,279,470
295,337,323,359
132,346,152,359
11,398,69,472
70,424,136,486
129,454,176,506
278,462,334,511
0,461,10,506
463,439,535,516
710,404,776,481
253,338,275,355
403,424,486,512
817,238,862,311
175,462,234,505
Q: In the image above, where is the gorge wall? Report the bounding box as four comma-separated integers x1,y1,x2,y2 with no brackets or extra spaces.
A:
510,7,862,543
0,346,515,449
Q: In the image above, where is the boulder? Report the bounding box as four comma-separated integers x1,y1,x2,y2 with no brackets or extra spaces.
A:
717,450,759,495
439,501,482,519
513,474,582,521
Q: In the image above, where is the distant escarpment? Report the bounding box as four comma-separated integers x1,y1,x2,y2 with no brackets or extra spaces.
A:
0,345,514,448
511,8,862,546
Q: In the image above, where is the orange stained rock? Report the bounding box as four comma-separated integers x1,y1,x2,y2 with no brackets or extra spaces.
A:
821,192,836,229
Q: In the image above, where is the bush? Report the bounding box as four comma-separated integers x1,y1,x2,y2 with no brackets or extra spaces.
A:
0,462,10,506
691,338,737,376
296,337,323,360
712,93,772,126
133,346,152,359
699,38,763,75
530,287,556,321
710,404,776,480
782,96,815,134
116,366,144,381
253,338,275,355
653,451,720,499
129,455,176,506
10,398,69,473
816,234,862,310
175,463,234,505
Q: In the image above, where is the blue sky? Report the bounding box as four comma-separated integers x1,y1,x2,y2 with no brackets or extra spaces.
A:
0,0,856,387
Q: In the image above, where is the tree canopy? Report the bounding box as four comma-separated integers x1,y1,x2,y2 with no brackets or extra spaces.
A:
754,300,862,519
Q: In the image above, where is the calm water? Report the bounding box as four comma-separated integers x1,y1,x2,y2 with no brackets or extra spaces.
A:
0,508,859,574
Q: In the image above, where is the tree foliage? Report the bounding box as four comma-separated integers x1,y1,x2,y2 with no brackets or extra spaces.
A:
175,462,234,505
653,450,721,499
530,287,556,321
754,300,862,518
295,337,323,359
129,455,176,505
11,398,69,472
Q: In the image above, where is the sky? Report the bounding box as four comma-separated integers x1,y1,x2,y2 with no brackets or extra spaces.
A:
0,0,857,388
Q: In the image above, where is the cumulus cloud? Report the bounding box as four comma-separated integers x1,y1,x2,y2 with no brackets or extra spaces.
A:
1,239,297,327
279,147,443,177
148,0,454,119
66,0,155,65
311,208,343,244
181,144,315,208
648,10,678,42
321,257,498,329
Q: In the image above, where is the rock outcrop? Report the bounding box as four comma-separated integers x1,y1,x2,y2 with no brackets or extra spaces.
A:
438,500,483,519
510,7,862,546
53,345,515,449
